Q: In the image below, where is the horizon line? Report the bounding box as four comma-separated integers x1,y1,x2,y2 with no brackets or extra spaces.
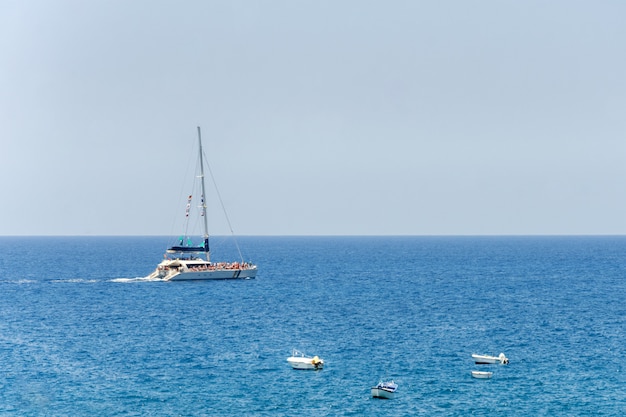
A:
1,234,625,238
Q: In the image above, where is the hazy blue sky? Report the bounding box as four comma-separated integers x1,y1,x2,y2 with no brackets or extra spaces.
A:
1,1,625,235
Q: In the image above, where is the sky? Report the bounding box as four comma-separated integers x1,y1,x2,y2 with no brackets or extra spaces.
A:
1,0,625,236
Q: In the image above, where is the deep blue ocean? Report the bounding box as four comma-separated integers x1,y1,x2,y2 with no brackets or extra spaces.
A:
1,236,625,416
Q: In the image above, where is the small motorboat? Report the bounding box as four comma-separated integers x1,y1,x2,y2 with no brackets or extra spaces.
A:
472,352,509,364
471,370,493,379
286,350,324,370
371,380,398,399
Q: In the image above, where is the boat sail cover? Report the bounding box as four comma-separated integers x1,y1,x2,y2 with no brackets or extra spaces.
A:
167,236,209,253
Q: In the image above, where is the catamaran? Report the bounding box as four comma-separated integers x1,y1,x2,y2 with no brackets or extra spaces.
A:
145,127,257,281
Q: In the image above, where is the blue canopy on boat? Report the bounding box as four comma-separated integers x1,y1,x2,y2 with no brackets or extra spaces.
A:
167,245,206,253
167,237,209,253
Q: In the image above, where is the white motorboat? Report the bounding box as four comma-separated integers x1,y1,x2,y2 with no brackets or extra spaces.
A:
371,380,398,399
145,127,257,281
472,353,509,364
471,371,493,379
287,350,324,370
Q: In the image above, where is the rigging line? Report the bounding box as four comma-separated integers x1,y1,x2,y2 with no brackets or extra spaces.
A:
183,147,202,240
168,137,196,247
202,148,246,263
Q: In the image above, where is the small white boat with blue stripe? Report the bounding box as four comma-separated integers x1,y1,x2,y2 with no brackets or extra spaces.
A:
371,380,398,399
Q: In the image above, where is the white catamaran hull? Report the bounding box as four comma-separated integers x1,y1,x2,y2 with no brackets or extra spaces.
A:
168,268,257,281
147,263,257,281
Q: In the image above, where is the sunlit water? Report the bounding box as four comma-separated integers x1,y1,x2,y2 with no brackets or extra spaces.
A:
1,236,625,416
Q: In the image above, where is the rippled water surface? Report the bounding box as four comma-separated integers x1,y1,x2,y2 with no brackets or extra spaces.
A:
1,236,625,416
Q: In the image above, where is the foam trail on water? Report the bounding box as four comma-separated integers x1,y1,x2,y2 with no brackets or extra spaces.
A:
110,276,165,283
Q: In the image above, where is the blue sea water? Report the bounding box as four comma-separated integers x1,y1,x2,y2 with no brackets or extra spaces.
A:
1,236,625,416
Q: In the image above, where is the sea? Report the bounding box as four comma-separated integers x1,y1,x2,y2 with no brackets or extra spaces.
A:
1,235,625,416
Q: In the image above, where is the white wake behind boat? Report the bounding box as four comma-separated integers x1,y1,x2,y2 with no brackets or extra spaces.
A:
472,353,509,365
287,350,324,370
371,380,398,399
471,371,493,379
145,127,257,281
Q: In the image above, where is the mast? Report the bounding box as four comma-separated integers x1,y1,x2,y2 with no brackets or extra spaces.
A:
197,126,211,261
